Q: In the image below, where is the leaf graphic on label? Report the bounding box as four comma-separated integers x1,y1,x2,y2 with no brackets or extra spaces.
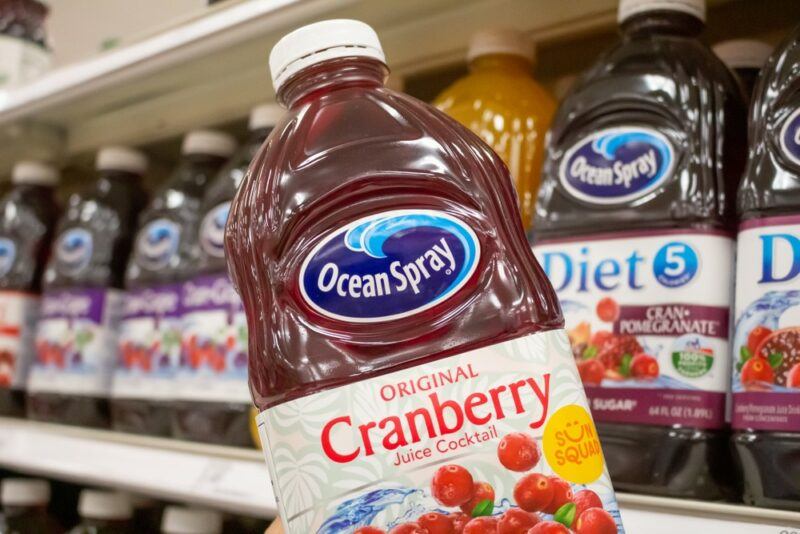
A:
554,502,576,527
471,499,493,517
768,352,784,369
272,445,329,517
550,366,587,406
270,390,343,439
740,346,752,362
619,353,633,377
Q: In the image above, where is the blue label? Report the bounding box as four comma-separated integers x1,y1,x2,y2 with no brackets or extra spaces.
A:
299,210,480,322
559,127,675,204
199,201,229,259
780,108,800,166
56,228,93,274
653,241,699,288
0,238,15,277
136,218,180,270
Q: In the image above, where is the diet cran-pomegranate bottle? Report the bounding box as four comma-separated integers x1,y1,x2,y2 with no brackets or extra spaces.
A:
225,19,624,534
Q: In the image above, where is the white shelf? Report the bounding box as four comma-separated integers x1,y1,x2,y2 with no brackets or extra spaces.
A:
0,417,276,518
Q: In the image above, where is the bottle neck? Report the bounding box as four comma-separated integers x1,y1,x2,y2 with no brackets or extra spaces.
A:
277,57,388,108
469,54,532,74
97,170,141,193
620,11,704,38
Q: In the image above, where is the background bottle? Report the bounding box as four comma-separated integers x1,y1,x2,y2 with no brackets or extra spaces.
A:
0,161,59,417
111,130,236,437
27,147,148,428
713,39,773,105
434,28,556,229
0,478,61,534
160,506,222,534
67,490,133,534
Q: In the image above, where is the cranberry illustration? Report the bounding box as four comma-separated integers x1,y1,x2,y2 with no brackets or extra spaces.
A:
630,353,659,380
461,481,495,514
572,490,603,518
449,512,470,533
543,477,573,514
747,325,772,355
514,473,554,513
526,521,569,534
590,331,613,348
463,516,498,534
574,508,616,534
788,363,800,388
596,334,642,371
432,465,475,507
389,523,427,534
498,433,540,472
741,356,775,386
497,508,540,534
419,512,455,534
577,359,605,386
596,297,619,323
355,528,387,534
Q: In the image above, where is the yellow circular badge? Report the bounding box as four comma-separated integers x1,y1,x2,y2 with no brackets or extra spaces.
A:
542,404,604,484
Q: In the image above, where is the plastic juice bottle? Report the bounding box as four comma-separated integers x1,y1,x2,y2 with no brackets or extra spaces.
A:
160,507,222,534
434,28,556,230
532,0,746,499
67,491,133,534
0,478,61,534
111,130,236,437
226,19,623,533
27,147,148,428
0,161,59,417
713,39,773,105
733,24,800,511
173,104,279,446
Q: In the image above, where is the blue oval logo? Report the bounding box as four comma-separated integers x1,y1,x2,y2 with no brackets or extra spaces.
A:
299,210,480,323
56,228,93,274
136,218,180,270
199,201,229,259
0,238,15,277
559,127,675,204
780,108,800,166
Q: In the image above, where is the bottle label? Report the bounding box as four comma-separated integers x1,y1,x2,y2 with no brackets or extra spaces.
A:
732,215,800,431
134,218,181,270
111,284,182,400
780,108,800,166
199,201,230,259
0,291,38,390
257,330,623,533
532,229,733,429
28,288,123,396
54,228,94,275
299,209,480,323
0,238,16,277
559,127,675,205
176,273,249,403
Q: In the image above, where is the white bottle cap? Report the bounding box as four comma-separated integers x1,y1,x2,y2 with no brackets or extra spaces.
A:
248,103,283,131
161,506,223,534
618,0,706,24
269,19,386,92
713,39,773,69
0,479,50,506
11,160,58,186
181,129,237,158
96,146,149,175
78,490,133,520
467,28,535,65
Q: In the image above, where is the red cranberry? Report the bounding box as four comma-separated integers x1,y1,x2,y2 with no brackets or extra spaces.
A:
542,477,573,514
463,516,498,534
526,521,569,534
419,512,455,534
497,508,540,534
355,528,387,534
498,433,541,472
389,522,428,534
432,465,475,507
596,297,619,322
574,508,617,534
460,482,495,515
572,490,603,518
513,473,554,513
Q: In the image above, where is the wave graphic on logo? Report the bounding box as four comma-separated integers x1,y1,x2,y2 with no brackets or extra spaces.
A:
200,202,230,259
57,229,93,273
137,219,180,269
560,126,675,205
0,238,15,277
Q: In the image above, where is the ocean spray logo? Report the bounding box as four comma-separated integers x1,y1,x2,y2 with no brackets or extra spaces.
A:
0,238,15,277
199,202,229,259
136,219,180,270
300,210,480,323
56,229,93,274
779,108,800,167
560,127,675,204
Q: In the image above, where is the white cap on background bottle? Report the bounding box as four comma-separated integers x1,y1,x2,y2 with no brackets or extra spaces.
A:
248,103,283,131
181,129,237,158
161,506,223,534
0,478,50,506
467,28,536,65
11,161,59,186
96,146,149,175
78,490,133,520
618,0,706,24
713,39,773,69
269,19,385,92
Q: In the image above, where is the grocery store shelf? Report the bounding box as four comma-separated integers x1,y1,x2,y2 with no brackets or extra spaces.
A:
0,417,275,518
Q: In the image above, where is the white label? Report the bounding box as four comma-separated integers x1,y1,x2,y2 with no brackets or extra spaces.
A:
258,330,624,533
0,291,38,390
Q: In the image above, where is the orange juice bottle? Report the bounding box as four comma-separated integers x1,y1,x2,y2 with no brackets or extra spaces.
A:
435,28,556,229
